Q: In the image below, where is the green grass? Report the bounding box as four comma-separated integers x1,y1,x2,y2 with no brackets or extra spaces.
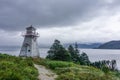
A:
45,61,75,69
33,58,120,80
0,53,38,80
0,53,120,80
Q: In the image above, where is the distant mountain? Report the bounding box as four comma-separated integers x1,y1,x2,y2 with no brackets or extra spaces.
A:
64,43,102,49
97,40,120,49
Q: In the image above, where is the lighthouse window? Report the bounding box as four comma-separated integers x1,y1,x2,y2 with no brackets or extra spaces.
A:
28,50,30,52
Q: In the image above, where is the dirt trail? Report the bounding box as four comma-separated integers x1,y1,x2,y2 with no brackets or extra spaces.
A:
34,64,57,80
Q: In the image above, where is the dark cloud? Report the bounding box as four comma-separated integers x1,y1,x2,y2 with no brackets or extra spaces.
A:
0,0,119,31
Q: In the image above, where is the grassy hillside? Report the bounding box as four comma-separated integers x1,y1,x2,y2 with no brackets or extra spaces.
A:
0,53,120,80
33,58,120,80
0,53,38,80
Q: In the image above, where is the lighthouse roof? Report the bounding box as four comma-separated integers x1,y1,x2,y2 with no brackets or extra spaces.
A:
26,25,36,30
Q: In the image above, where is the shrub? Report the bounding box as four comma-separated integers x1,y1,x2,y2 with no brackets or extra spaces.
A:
46,61,75,69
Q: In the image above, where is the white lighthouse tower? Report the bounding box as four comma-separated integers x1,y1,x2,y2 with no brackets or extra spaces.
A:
19,25,40,57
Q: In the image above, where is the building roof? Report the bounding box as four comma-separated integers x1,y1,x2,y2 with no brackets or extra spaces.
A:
26,25,36,30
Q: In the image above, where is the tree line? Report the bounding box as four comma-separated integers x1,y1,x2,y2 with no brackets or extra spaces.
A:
91,60,117,72
46,39,117,71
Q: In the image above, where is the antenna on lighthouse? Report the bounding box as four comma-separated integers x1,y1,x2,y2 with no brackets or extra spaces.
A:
19,25,40,57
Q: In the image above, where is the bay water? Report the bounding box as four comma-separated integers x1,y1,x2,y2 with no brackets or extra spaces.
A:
0,48,120,69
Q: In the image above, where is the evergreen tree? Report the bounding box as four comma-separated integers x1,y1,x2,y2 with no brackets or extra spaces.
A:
68,45,75,61
46,39,71,61
74,43,81,63
111,60,117,71
79,52,90,65
68,43,90,65
68,43,80,63
74,42,79,55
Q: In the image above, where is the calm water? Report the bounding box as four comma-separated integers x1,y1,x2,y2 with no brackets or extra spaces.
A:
0,48,120,69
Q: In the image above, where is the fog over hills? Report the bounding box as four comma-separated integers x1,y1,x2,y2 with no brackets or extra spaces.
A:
0,42,102,49
64,43,102,49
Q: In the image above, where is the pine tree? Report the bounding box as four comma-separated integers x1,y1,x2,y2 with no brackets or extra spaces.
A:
68,45,75,61
46,39,71,61
79,52,90,65
68,43,80,63
74,42,79,55
74,42,81,63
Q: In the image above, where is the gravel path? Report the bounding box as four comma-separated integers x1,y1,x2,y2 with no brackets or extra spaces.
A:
34,64,57,80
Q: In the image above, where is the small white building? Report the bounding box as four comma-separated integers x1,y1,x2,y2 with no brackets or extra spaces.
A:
19,26,40,57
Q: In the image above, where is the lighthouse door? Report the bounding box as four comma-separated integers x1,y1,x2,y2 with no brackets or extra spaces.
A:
25,43,31,57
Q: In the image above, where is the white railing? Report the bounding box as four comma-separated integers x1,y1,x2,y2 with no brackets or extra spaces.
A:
22,32,39,37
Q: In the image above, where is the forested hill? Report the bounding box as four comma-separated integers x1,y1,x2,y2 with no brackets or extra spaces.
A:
97,41,120,49
64,43,101,49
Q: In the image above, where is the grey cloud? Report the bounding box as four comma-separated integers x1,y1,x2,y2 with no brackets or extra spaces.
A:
0,0,107,30
0,0,115,31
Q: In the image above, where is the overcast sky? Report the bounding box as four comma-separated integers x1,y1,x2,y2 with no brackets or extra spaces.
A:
1,0,120,46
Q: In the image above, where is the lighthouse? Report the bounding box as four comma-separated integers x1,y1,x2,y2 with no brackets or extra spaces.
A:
19,25,40,57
